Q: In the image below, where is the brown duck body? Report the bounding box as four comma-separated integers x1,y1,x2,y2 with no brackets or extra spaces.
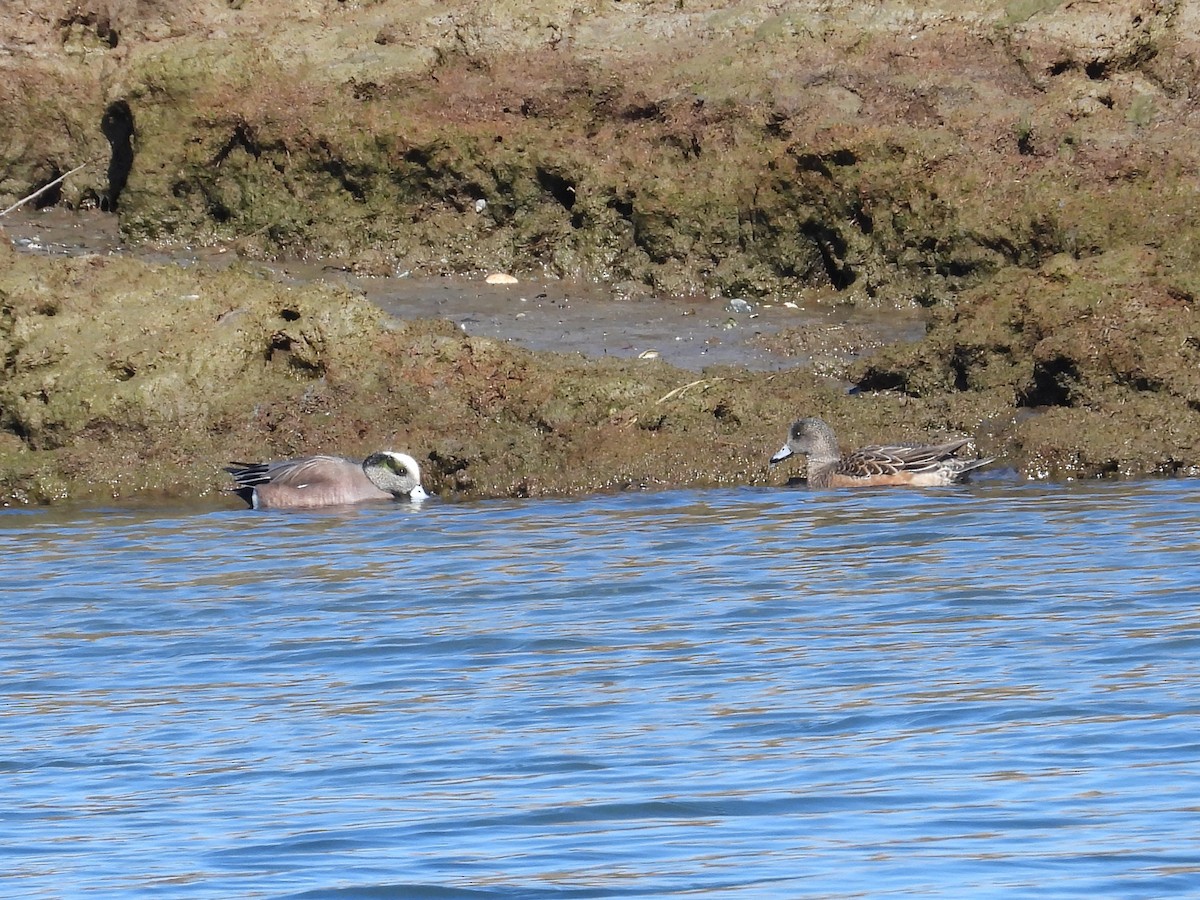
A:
770,417,992,488
226,452,427,510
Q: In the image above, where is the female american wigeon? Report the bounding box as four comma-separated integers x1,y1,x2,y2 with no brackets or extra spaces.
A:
770,417,992,488
226,451,428,509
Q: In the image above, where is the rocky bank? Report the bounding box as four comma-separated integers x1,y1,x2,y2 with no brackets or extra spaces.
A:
2,0,1200,503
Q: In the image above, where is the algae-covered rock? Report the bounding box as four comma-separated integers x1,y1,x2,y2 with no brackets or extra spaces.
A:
4,1,1200,496
8,0,1198,305
0,239,420,499
852,248,1200,477
0,241,869,504
2,232,1198,502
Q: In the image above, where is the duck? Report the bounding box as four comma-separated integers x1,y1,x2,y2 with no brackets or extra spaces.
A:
769,417,992,488
226,451,428,509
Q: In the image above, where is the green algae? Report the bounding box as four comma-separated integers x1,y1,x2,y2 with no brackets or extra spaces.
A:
4,1,1200,498
2,232,1197,503
0,242,859,504
853,247,1200,478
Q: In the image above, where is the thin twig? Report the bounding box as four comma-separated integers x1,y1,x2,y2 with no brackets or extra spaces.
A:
656,377,722,404
0,160,94,218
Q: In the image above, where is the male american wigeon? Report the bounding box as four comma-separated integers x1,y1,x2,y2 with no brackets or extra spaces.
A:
226,451,428,510
770,417,993,488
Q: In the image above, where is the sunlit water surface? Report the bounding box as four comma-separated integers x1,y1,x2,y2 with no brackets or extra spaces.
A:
3,480,1199,899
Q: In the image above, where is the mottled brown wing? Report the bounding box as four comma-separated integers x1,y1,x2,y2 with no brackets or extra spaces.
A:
838,440,970,477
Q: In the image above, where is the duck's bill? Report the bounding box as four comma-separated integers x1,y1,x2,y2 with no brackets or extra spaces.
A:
769,445,793,465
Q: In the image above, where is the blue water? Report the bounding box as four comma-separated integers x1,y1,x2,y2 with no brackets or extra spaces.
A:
3,481,1199,899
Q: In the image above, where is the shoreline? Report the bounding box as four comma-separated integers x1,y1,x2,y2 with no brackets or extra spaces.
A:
3,207,926,376
3,2,1200,502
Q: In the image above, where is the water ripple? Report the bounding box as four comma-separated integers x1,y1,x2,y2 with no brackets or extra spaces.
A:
2,480,1199,897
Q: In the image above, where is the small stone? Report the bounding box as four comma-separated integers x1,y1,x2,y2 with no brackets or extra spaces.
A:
474,198,487,213
486,272,518,285
726,298,752,314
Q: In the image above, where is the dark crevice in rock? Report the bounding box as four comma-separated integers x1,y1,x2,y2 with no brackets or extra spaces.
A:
536,167,576,211
799,219,854,290
58,10,118,48
213,123,262,166
322,156,367,202
31,168,63,209
852,368,910,395
1018,355,1079,407
101,100,135,212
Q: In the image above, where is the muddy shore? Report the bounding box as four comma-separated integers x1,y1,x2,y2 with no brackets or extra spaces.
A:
0,214,938,504
2,1,1200,504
